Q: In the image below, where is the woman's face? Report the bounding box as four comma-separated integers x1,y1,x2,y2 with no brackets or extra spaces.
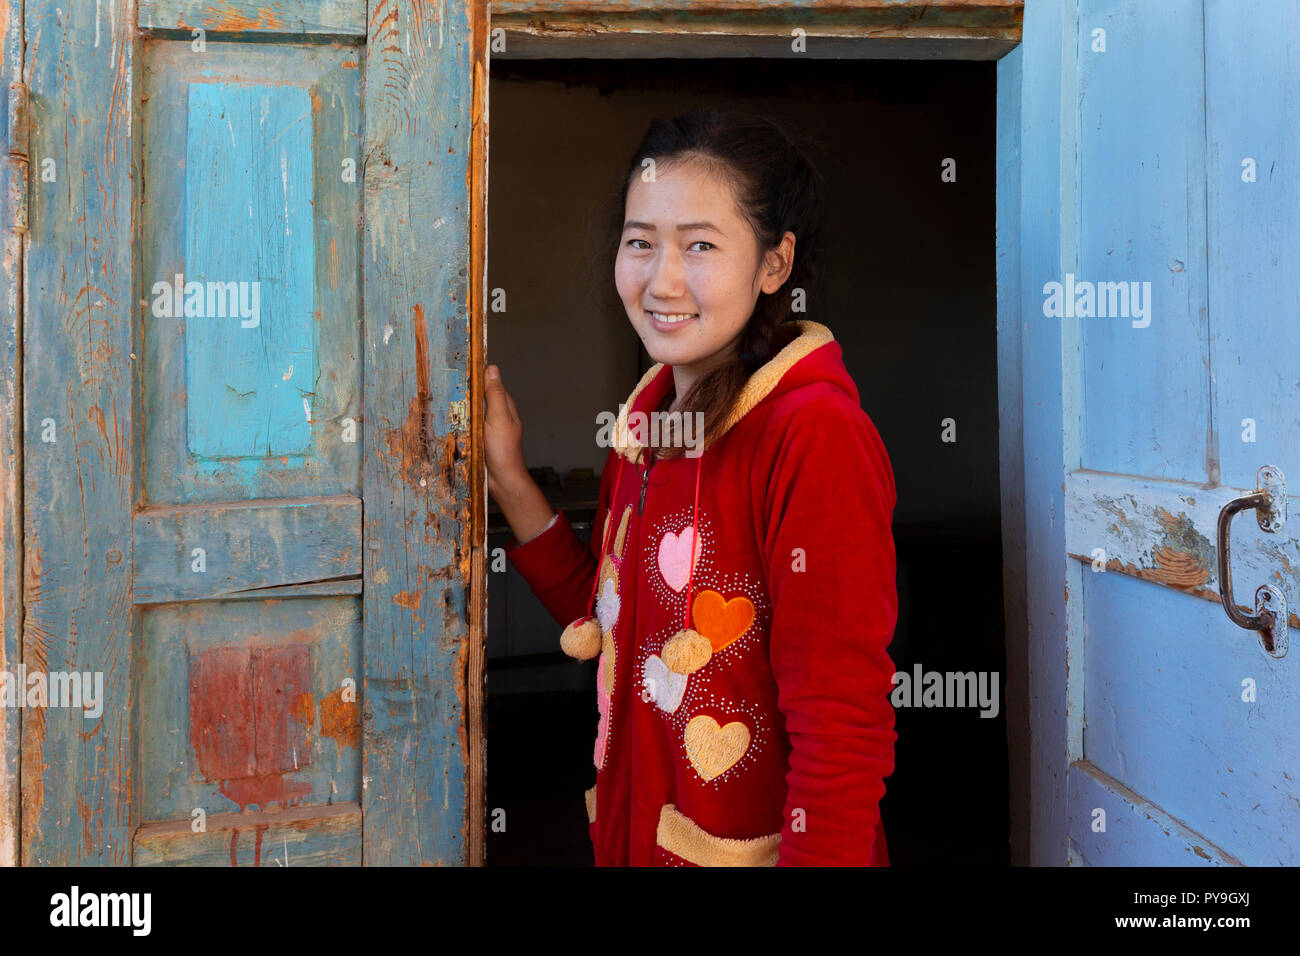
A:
615,159,794,385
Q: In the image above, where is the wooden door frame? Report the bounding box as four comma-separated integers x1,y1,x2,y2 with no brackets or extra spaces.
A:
1010,1,1080,868
0,0,22,869
479,0,1031,866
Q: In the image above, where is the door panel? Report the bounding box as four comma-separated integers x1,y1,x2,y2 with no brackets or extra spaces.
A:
141,42,362,503
1081,570,1296,864
1205,0,1300,491
20,0,481,864
133,498,362,604
137,597,361,821
1015,0,1299,866
1076,0,1209,482
134,33,364,865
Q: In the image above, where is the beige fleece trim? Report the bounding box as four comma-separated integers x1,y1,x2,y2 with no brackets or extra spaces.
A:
612,320,835,462
584,785,597,824
655,803,781,866
611,364,666,465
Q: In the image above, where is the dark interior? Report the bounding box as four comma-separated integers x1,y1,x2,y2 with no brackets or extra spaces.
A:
485,56,1006,866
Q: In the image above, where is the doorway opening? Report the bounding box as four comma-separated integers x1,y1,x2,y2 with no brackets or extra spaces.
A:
485,56,1006,865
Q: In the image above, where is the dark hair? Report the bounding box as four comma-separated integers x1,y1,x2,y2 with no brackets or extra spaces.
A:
603,108,827,459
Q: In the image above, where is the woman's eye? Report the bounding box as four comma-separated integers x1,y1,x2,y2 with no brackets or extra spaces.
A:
626,238,650,250
689,241,715,252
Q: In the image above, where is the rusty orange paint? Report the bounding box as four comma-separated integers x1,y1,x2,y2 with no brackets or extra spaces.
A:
196,2,285,31
393,589,422,610
320,687,361,748
291,691,314,726
382,303,438,488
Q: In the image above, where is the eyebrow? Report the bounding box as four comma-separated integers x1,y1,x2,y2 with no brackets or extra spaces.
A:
623,220,724,234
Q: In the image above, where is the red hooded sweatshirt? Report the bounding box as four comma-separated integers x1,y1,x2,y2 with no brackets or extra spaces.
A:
504,319,898,866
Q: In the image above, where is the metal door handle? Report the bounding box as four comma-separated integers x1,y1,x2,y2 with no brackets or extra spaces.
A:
1216,465,1288,658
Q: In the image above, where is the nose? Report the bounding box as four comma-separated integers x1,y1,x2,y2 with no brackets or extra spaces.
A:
646,246,686,301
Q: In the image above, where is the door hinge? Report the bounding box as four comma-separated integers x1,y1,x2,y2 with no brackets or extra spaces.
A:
6,81,28,235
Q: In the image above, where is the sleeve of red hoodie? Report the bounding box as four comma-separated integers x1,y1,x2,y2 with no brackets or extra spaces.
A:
502,449,616,629
762,395,899,866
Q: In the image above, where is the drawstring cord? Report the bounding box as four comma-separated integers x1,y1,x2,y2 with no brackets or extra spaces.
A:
583,423,704,630
682,449,703,630
582,456,626,620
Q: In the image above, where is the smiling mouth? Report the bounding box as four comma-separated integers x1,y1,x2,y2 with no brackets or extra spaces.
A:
647,310,698,325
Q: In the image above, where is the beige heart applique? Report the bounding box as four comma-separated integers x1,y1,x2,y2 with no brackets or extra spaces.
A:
684,715,750,781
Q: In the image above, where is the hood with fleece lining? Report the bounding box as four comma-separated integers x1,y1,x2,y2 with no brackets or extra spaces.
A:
610,319,850,464
592,319,860,641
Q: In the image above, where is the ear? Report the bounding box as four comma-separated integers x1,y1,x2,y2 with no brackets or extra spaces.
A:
760,231,796,295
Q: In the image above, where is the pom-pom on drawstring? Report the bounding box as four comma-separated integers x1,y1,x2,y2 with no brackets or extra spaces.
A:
560,616,602,660
660,449,708,675
559,457,627,660
661,625,710,674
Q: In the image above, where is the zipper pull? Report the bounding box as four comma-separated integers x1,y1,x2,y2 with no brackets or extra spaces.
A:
638,452,654,515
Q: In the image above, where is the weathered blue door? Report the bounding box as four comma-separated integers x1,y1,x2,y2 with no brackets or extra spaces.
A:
1006,0,1300,864
9,0,483,864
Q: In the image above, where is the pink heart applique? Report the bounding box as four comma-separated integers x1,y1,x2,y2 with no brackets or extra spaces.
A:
658,526,702,593
594,651,612,768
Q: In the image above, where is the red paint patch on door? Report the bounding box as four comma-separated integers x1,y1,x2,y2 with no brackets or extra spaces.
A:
190,646,257,780
190,644,314,811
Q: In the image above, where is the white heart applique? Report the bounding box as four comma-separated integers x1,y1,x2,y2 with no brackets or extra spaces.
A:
595,577,620,633
642,654,687,713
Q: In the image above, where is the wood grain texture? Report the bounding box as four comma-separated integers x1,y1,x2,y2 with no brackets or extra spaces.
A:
1204,0,1300,493
361,0,480,865
491,0,1022,27
139,0,366,36
133,496,362,603
1064,470,1300,631
134,802,362,865
22,0,136,865
490,0,1022,59
467,0,488,869
1067,761,1240,866
0,0,23,869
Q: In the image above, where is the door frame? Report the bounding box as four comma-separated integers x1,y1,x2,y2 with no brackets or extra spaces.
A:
480,0,1033,866
0,0,1038,867
0,0,23,869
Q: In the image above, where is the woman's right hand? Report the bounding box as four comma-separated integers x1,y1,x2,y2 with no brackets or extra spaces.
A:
484,364,559,544
484,364,529,500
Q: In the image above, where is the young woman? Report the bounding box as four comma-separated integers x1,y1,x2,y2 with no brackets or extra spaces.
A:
484,108,898,866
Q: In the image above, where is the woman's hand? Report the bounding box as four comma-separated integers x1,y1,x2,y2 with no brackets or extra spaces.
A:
484,364,556,543
484,364,528,499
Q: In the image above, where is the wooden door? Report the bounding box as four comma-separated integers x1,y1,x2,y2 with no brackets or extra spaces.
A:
11,0,485,865
1008,0,1299,865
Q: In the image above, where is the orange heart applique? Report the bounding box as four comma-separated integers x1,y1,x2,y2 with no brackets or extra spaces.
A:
691,590,755,653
